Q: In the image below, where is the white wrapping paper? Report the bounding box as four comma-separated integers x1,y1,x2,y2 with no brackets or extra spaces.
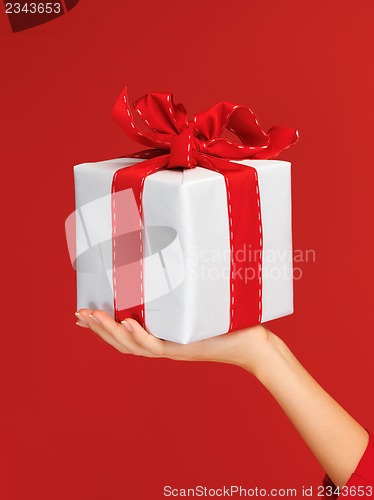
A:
73,158,293,344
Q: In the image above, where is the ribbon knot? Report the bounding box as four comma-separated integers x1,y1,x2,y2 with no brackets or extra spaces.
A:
168,123,198,169
112,87,299,167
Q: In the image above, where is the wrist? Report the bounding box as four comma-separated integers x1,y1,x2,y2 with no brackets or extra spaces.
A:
252,331,293,384
238,327,290,379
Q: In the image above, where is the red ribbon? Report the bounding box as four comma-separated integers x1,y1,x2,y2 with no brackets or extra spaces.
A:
111,88,298,332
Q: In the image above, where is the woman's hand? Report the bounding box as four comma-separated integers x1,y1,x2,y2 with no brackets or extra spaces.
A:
75,309,272,376
75,308,370,488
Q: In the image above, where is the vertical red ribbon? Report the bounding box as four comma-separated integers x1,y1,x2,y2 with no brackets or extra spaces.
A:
111,156,167,325
194,155,263,330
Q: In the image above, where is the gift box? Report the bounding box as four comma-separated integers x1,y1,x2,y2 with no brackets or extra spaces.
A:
67,88,298,344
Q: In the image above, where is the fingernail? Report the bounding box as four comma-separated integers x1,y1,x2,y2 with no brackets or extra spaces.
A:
75,312,87,323
121,320,133,332
89,314,101,325
76,321,89,328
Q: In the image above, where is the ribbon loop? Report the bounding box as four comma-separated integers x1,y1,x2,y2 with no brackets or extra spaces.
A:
133,92,188,135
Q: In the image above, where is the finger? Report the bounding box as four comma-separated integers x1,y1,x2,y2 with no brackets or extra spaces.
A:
123,318,199,360
88,310,156,357
75,311,89,328
77,309,131,354
122,318,167,357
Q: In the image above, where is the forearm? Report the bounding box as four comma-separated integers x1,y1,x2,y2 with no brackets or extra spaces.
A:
78,310,369,486
249,332,369,487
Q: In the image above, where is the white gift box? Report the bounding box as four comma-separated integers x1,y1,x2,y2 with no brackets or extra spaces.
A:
72,158,293,344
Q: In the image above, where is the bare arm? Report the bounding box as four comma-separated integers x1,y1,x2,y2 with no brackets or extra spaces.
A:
252,332,369,487
76,309,369,487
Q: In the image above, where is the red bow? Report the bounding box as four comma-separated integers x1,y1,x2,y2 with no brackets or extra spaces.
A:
112,88,298,168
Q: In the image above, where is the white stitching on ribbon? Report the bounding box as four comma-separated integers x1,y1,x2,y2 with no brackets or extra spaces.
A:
253,169,263,323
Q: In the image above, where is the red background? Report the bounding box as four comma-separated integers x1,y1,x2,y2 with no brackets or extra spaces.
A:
1,1,373,498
